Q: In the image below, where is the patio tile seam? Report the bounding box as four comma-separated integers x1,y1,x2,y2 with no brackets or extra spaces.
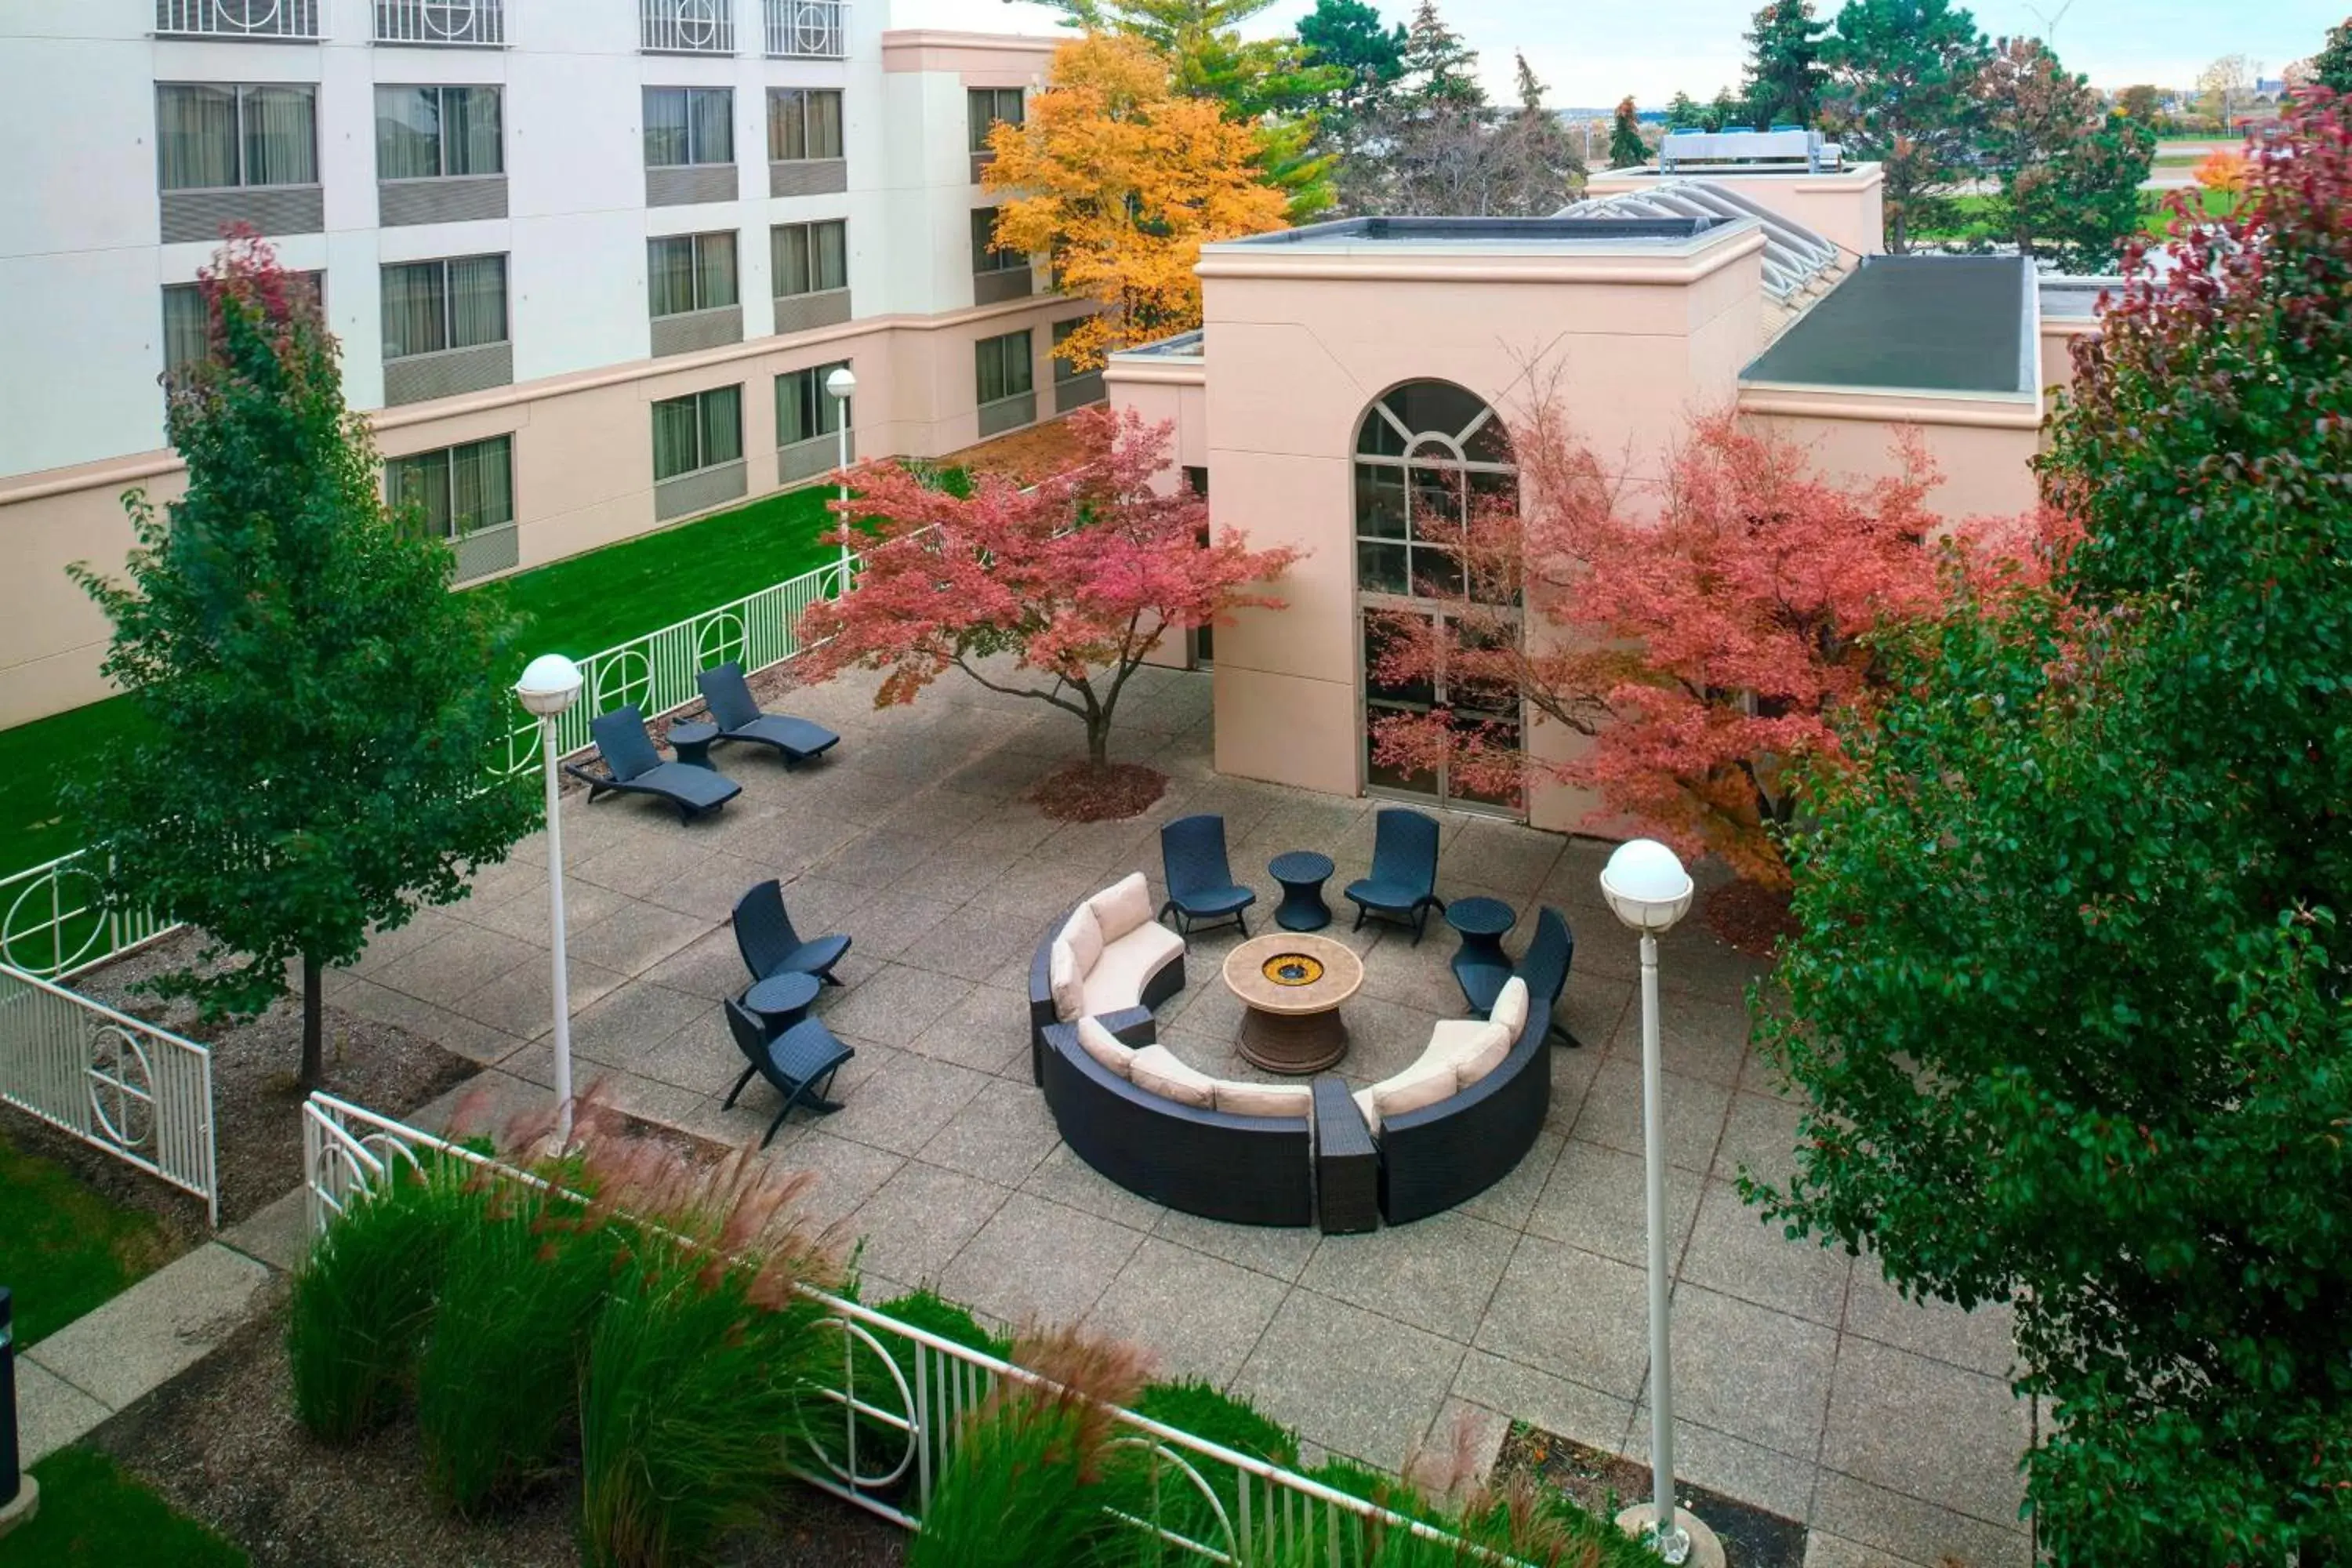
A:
1210,1280,1299,1402
16,1348,115,1413
1814,1461,2034,1538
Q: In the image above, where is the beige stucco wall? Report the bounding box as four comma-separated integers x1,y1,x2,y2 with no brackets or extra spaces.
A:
0,294,1091,728
1737,388,2045,521
1588,163,1887,260
880,29,1058,83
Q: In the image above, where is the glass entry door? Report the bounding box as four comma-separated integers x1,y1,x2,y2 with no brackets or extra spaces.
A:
1361,606,1523,815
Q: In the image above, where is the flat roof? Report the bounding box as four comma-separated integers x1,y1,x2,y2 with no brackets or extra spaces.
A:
1217,214,1733,253
1741,254,2035,397
1115,328,1203,359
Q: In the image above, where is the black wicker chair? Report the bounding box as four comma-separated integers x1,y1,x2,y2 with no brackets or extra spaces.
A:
721,998,854,1148
563,706,742,823
695,661,841,768
732,880,851,989
1157,814,1256,938
1344,808,1446,943
1458,906,1579,1047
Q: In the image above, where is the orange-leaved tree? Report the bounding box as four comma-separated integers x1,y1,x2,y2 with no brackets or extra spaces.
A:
794,406,1298,771
983,33,1290,372
2193,146,2250,194
1367,403,2061,886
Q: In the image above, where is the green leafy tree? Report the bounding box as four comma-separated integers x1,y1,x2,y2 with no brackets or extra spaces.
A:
1705,86,1745,130
1821,0,1993,251
2114,82,2161,122
1295,0,1407,131
1743,0,1828,127
1664,90,1707,130
1610,95,1648,165
1753,97,2352,1563
1399,0,1483,108
1976,36,2154,268
2315,16,2352,96
70,234,534,1090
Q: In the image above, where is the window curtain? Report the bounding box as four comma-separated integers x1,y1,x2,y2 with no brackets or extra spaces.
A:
648,238,695,317
809,91,842,158
768,89,805,161
971,209,996,271
644,89,688,167
390,451,453,539
448,256,506,347
445,87,502,176
652,397,700,480
688,89,733,165
162,286,209,378
241,85,317,187
814,222,847,291
381,262,445,359
778,371,817,445
695,233,738,309
699,386,742,466
818,361,848,435
774,226,810,297
448,437,512,534
376,87,441,180
158,85,238,191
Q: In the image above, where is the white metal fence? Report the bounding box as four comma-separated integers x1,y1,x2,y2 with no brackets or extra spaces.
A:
300,1094,1483,1565
4,965,218,1226
156,0,321,37
374,0,504,45
641,0,735,53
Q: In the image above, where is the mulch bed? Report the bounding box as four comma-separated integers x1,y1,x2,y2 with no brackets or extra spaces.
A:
1702,880,1800,960
88,1296,909,1568
937,413,1091,487
37,929,480,1226
1031,760,1169,822
1493,1421,1806,1568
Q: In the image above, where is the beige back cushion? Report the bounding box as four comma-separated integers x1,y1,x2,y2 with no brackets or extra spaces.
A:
1215,1079,1312,1120
1075,1016,1137,1079
1454,1020,1514,1091
1489,976,1530,1040
1130,1044,1217,1109
1061,902,1105,975
1048,939,1086,1022
1088,872,1155,943
1371,1058,1460,1129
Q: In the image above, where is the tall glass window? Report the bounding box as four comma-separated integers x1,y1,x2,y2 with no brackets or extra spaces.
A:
967,86,1023,153
380,256,507,359
768,89,843,160
971,208,1024,274
975,329,1033,405
376,85,503,180
644,87,734,167
158,84,318,190
777,361,852,445
652,386,743,481
387,435,514,540
162,272,324,382
648,233,739,317
771,221,847,296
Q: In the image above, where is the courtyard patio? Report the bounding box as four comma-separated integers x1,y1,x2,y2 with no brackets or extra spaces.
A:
326,661,2031,1568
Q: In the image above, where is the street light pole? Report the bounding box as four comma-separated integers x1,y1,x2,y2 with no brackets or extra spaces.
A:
826,364,858,593
514,653,584,1148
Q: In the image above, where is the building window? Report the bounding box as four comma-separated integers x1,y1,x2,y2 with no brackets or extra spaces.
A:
381,256,507,359
644,87,734,168
162,272,324,382
1052,319,1087,382
158,83,318,191
778,360,851,446
648,232,739,317
376,85,503,180
771,221,847,296
971,208,1024,274
652,386,743,481
768,88,843,161
967,86,1023,154
387,434,514,540
975,329,1033,405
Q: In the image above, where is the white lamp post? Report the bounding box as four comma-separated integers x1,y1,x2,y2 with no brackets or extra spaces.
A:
1599,838,1711,1566
825,365,857,590
514,653,584,1148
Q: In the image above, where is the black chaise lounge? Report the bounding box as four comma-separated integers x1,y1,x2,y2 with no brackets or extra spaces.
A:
732,880,852,989
696,661,840,769
1457,906,1579,1047
1156,814,1256,938
564,706,742,822
1344,808,1446,943
721,997,853,1147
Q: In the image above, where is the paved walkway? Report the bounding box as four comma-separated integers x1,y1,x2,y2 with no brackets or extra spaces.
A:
324,660,2033,1568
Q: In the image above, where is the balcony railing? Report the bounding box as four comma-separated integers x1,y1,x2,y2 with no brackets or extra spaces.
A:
765,0,846,58
375,0,504,45
155,0,321,39
641,0,735,53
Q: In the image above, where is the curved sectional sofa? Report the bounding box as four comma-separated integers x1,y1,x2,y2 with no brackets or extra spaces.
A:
1027,873,1554,1230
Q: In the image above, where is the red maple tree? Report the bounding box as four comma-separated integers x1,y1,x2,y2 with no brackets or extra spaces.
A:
1368,403,2060,885
795,406,1298,770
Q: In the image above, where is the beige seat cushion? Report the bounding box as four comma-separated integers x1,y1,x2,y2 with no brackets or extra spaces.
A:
1454,1020,1514,1091
1130,1044,1217,1109
1048,938,1086,1022
1075,1016,1137,1079
1352,1018,1499,1133
1087,872,1156,944
1425,1018,1494,1065
1214,1079,1312,1119
1062,902,1105,975
1489,976,1530,1040
1082,920,1185,1016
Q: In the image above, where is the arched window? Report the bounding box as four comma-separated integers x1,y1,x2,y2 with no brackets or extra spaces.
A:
1352,382,1522,815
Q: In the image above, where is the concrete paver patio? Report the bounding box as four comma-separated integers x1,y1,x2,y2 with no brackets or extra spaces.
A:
342,662,2031,1568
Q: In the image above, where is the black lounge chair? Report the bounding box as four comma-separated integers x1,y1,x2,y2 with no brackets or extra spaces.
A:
1156,814,1255,938
1458,906,1579,1047
1344,808,1446,943
721,998,853,1147
695,661,840,768
732,880,851,989
563,705,742,823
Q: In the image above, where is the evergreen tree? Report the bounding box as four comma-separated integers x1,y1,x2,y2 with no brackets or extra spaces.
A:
71,235,535,1090
1664,89,1708,129
1976,36,2154,269
1610,96,1649,165
1399,0,1483,107
1821,0,1993,251
1706,86,1745,130
2315,16,2352,96
1742,0,1828,126
1295,0,1407,129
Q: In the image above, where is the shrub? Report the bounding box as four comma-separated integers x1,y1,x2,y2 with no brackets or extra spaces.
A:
1131,1380,1298,1468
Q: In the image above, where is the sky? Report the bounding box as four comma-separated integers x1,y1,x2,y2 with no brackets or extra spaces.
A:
891,0,2344,111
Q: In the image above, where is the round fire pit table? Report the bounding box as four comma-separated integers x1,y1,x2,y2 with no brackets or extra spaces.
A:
1267,851,1337,931
1222,932,1364,1075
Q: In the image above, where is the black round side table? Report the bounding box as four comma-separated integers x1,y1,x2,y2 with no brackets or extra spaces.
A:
1444,896,1516,966
1268,851,1337,931
744,971,822,1037
668,720,720,769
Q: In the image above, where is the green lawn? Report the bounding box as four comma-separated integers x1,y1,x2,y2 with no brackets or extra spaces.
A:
0,1134,178,1345
1910,187,2238,246
0,482,837,880
0,1450,246,1568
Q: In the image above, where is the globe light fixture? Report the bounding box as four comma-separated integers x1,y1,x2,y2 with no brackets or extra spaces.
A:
513,653,583,1145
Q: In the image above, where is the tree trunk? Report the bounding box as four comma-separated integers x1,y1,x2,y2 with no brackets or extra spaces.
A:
1086,718,1110,768
299,951,324,1091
